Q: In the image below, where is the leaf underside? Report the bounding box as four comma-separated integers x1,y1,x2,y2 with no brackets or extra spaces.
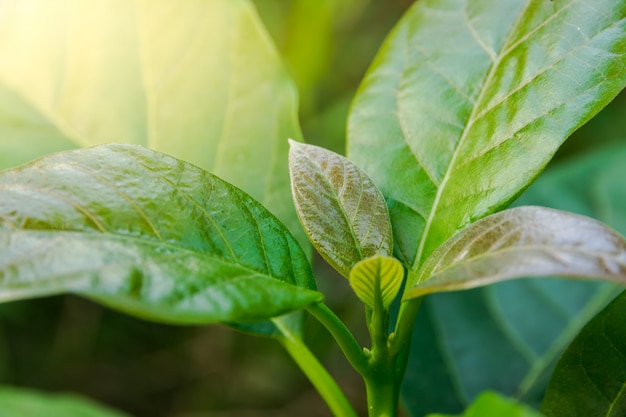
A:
0,144,320,336
347,0,626,280
541,290,626,417
0,0,308,251
406,206,626,299
289,141,392,278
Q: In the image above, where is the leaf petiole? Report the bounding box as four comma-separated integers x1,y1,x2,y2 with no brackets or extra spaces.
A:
306,302,369,376
273,318,358,417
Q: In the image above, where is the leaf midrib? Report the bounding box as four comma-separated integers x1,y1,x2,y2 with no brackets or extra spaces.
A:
303,149,367,261
428,243,626,282
0,228,270,280
410,1,533,273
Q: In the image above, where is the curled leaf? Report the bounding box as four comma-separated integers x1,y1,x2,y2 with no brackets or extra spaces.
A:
349,255,404,310
405,206,626,299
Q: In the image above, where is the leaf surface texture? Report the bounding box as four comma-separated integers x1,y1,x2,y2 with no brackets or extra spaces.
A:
401,145,626,415
289,141,392,278
0,144,320,335
348,0,626,276
407,206,626,298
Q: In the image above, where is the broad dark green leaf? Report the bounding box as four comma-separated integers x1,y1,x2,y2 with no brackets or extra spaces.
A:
406,206,626,298
401,144,626,416
349,255,404,310
347,0,626,278
0,386,129,417
428,391,544,417
0,144,321,335
541,290,626,417
289,140,392,278
0,1,308,252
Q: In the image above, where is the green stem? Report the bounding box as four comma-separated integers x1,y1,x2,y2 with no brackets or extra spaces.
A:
364,369,398,417
362,283,401,417
390,298,423,388
274,318,358,417
360,297,425,416
307,302,369,375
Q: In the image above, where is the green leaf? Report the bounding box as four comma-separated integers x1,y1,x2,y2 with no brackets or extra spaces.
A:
0,386,129,417
0,1,308,253
349,255,404,310
405,206,626,299
0,144,321,336
428,391,544,417
347,0,626,277
289,140,392,278
401,144,626,416
541,290,626,417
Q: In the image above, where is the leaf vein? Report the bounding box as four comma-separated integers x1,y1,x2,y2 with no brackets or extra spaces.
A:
462,0,496,62
410,0,536,270
136,163,240,262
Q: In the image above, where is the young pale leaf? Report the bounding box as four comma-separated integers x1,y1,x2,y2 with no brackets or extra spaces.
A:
288,140,392,278
405,206,626,299
0,1,308,254
0,386,129,417
0,144,321,336
541,290,626,417
347,0,626,279
428,391,544,417
349,255,403,310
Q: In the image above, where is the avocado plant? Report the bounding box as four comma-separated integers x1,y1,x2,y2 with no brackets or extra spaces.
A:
0,0,626,416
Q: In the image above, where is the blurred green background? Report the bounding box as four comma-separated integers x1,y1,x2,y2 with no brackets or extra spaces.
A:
0,1,624,416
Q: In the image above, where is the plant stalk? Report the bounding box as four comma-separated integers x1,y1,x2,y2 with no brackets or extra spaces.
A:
364,368,399,417
307,302,369,375
361,282,402,417
274,318,359,417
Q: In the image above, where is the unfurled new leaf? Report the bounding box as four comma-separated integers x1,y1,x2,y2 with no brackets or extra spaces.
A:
349,255,404,310
541,290,626,417
0,144,321,335
348,0,626,278
288,140,392,278
405,206,626,299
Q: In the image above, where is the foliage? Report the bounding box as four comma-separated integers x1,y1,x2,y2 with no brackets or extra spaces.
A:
0,386,129,417
427,391,544,417
0,0,307,250
0,1,626,417
0,144,320,332
402,143,626,415
541,290,626,417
